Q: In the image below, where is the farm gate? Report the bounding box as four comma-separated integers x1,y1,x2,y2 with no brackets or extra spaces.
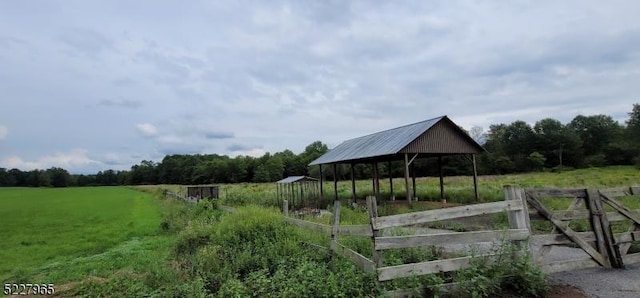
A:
524,186,640,273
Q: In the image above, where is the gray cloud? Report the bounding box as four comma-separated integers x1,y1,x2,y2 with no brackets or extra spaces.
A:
204,131,234,139
1,0,640,173
58,28,113,57
227,144,258,152
98,98,143,109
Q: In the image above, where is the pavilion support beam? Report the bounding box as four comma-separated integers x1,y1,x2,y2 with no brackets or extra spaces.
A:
319,164,324,198
472,154,479,201
350,163,357,205
404,153,411,205
411,163,417,200
374,162,381,200
388,161,394,200
439,155,445,204
332,164,338,202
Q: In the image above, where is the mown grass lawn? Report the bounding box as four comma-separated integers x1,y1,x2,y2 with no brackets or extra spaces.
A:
0,187,163,284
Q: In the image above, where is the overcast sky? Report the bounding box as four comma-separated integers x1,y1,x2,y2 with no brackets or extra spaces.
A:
1,1,639,174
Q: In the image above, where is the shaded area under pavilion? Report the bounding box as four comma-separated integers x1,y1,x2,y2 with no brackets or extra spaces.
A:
309,116,486,204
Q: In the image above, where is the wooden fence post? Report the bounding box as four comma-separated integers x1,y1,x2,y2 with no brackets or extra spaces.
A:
504,185,532,256
504,185,531,231
366,196,383,267
283,199,289,217
331,200,341,241
587,189,623,268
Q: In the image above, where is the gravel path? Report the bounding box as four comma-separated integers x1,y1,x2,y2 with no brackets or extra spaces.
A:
549,262,640,298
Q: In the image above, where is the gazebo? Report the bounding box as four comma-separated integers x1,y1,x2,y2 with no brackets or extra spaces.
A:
309,115,486,204
275,176,320,210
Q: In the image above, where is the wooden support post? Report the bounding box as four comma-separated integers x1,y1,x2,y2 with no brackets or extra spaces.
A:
388,161,394,200
283,199,289,217
351,163,357,205
366,196,383,267
439,156,445,203
333,164,339,201
411,163,416,200
374,162,380,200
319,164,324,198
300,182,304,208
472,154,479,201
404,154,411,204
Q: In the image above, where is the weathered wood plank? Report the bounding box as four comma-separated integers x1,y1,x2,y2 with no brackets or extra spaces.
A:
622,252,640,265
531,232,595,246
600,193,640,225
330,240,376,273
375,229,529,250
373,200,524,230
586,189,611,268
539,257,600,274
593,190,623,268
620,226,639,255
526,193,608,267
526,188,587,198
600,189,630,198
331,200,341,239
338,225,373,236
285,217,332,234
377,254,495,281
531,210,637,222
532,231,638,246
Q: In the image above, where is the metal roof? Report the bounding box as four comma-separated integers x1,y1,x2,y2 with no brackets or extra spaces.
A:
309,115,484,165
275,176,319,184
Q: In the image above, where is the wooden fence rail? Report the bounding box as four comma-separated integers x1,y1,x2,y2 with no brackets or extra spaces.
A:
367,185,531,282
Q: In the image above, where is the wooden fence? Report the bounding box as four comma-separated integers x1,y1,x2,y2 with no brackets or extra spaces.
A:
179,185,640,295
370,187,530,282
282,199,377,273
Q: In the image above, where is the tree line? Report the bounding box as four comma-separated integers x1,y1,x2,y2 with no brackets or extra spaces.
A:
2,104,640,187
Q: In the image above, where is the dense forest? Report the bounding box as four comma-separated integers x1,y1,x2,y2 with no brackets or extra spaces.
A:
2,104,640,187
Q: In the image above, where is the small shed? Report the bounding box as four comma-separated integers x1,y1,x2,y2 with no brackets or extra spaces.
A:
276,176,320,210
187,185,219,201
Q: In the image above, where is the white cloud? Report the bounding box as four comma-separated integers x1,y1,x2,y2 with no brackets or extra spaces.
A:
136,123,158,137
0,125,7,140
1,149,101,172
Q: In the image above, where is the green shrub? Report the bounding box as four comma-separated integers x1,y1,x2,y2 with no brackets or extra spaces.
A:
454,240,548,298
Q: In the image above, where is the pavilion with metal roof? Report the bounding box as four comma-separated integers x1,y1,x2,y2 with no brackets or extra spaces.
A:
275,176,320,211
309,115,486,204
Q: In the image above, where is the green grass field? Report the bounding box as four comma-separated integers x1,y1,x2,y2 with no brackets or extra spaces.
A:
0,187,163,285
0,167,638,296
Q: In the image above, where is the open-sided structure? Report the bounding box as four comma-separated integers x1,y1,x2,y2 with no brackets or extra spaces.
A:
309,116,486,204
276,176,321,210
187,185,219,201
